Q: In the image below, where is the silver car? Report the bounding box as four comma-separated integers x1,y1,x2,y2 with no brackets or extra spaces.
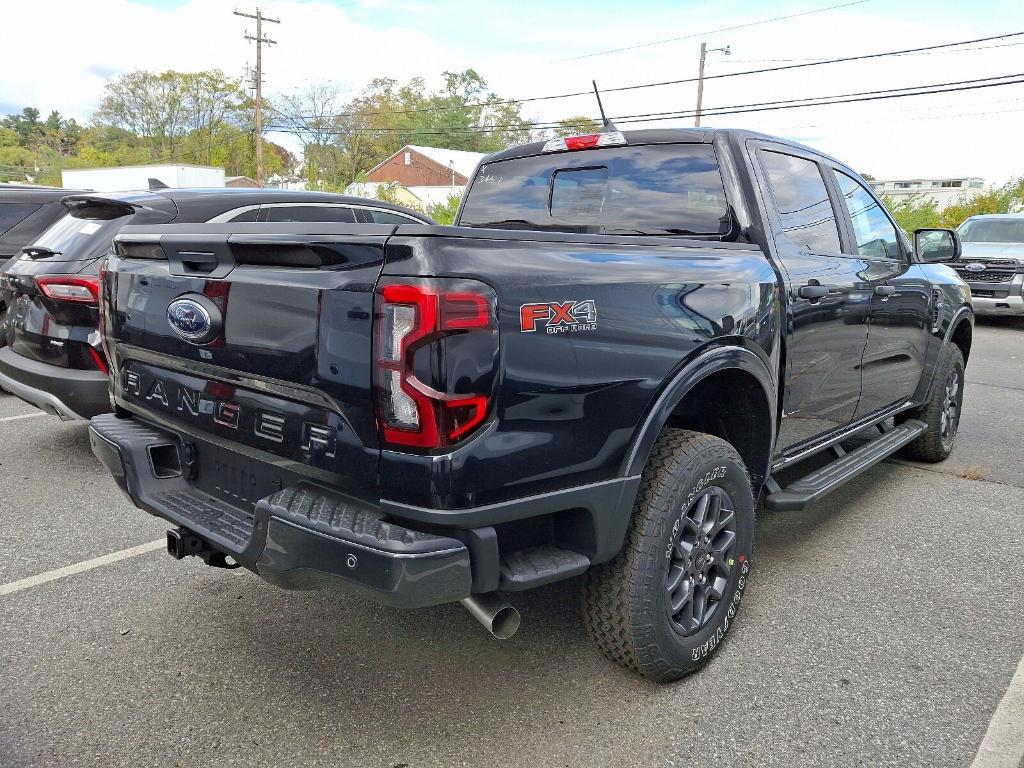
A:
951,213,1024,316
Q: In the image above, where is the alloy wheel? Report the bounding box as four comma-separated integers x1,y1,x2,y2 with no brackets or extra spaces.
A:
665,487,738,636
939,368,961,447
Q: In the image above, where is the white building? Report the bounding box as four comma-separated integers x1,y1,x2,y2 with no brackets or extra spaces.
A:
345,181,464,212
868,177,984,207
61,164,225,191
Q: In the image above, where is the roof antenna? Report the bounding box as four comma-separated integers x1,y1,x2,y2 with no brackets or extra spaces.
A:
592,80,617,132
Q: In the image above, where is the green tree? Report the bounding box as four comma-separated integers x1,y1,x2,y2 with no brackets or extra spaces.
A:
96,69,247,163
275,70,536,189
552,116,601,137
882,193,941,234
2,107,43,147
939,177,1024,228
425,193,462,225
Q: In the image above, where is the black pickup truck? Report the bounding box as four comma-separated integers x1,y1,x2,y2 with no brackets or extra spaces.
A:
89,128,972,681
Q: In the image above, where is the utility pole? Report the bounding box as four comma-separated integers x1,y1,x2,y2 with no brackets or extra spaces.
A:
695,42,730,127
235,7,279,186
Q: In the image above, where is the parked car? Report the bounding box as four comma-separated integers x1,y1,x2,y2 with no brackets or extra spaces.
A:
948,213,1024,316
1,185,85,270
0,189,430,419
89,129,971,681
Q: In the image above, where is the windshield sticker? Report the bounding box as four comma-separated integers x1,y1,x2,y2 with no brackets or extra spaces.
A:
79,222,102,235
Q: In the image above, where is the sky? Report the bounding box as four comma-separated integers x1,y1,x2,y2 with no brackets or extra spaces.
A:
3,0,1023,184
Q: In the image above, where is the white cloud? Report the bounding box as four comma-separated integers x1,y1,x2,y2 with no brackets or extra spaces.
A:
2,0,1023,184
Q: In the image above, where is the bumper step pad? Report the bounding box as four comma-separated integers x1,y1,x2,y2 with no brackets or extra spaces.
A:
259,485,456,555
766,419,926,512
153,490,255,550
499,544,590,591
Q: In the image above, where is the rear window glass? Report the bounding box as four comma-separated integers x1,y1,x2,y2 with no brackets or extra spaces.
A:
0,203,42,235
22,212,126,262
459,143,729,237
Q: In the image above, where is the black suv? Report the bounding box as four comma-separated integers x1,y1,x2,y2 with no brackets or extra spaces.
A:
0,188,430,419
0,185,85,270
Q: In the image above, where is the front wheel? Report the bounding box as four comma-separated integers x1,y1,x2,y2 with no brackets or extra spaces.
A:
901,344,965,463
582,429,755,682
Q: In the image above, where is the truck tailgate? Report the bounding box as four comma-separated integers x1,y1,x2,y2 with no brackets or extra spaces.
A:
105,223,396,500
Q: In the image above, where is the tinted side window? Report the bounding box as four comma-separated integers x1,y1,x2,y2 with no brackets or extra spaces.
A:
264,205,355,223
833,171,902,259
0,203,42,234
225,208,259,222
760,151,841,254
370,210,418,224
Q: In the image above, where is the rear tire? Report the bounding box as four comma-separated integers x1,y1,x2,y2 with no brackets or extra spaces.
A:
901,344,965,463
582,429,755,682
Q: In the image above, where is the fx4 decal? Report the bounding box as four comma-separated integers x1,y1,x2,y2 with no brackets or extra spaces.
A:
520,299,598,334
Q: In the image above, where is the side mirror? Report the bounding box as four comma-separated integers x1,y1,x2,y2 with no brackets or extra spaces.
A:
914,227,961,263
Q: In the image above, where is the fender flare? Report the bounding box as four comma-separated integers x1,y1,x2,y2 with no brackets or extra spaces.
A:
621,344,778,481
944,304,974,348
919,303,973,402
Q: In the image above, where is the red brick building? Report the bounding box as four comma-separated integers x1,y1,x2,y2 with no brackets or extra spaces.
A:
364,145,484,188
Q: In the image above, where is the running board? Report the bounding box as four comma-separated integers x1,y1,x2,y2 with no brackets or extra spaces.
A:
765,419,926,512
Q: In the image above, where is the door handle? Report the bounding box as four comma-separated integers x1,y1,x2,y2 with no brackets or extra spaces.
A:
874,285,897,297
798,284,830,300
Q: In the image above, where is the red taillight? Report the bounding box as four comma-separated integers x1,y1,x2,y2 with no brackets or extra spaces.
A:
36,275,100,305
375,281,496,450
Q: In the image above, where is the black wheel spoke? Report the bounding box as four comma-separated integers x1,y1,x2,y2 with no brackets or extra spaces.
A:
692,586,708,626
713,530,736,559
690,494,711,529
673,537,694,561
711,507,735,536
706,574,727,602
666,563,686,594
670,579,693,614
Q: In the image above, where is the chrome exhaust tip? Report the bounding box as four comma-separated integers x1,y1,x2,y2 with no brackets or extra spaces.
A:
460,593,521,640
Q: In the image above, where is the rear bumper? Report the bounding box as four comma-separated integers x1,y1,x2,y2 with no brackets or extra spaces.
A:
0,346,109,420
88,413,472,608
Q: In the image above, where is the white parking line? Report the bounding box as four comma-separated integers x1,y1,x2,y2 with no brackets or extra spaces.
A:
0,412,45,423
0,539,165,596
972,653,1024,768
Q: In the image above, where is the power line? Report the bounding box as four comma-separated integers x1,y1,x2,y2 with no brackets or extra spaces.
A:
598,32,1024,97
281,31,1024,122
718,39,1024,64
554,0,873,62
263,73,1024,137
605,73,1024,122
612,75,1024,124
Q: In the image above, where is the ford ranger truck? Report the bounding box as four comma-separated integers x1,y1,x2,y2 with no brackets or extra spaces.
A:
89,128,973,681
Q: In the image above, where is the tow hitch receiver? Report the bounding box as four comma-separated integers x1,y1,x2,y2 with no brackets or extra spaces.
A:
166,528,240,569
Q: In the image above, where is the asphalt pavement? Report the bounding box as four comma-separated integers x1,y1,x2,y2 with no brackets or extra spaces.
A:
2,319,1023,768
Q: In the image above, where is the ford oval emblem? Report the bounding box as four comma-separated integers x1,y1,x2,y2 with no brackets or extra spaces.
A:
964,262,986,272
167,296,221,344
